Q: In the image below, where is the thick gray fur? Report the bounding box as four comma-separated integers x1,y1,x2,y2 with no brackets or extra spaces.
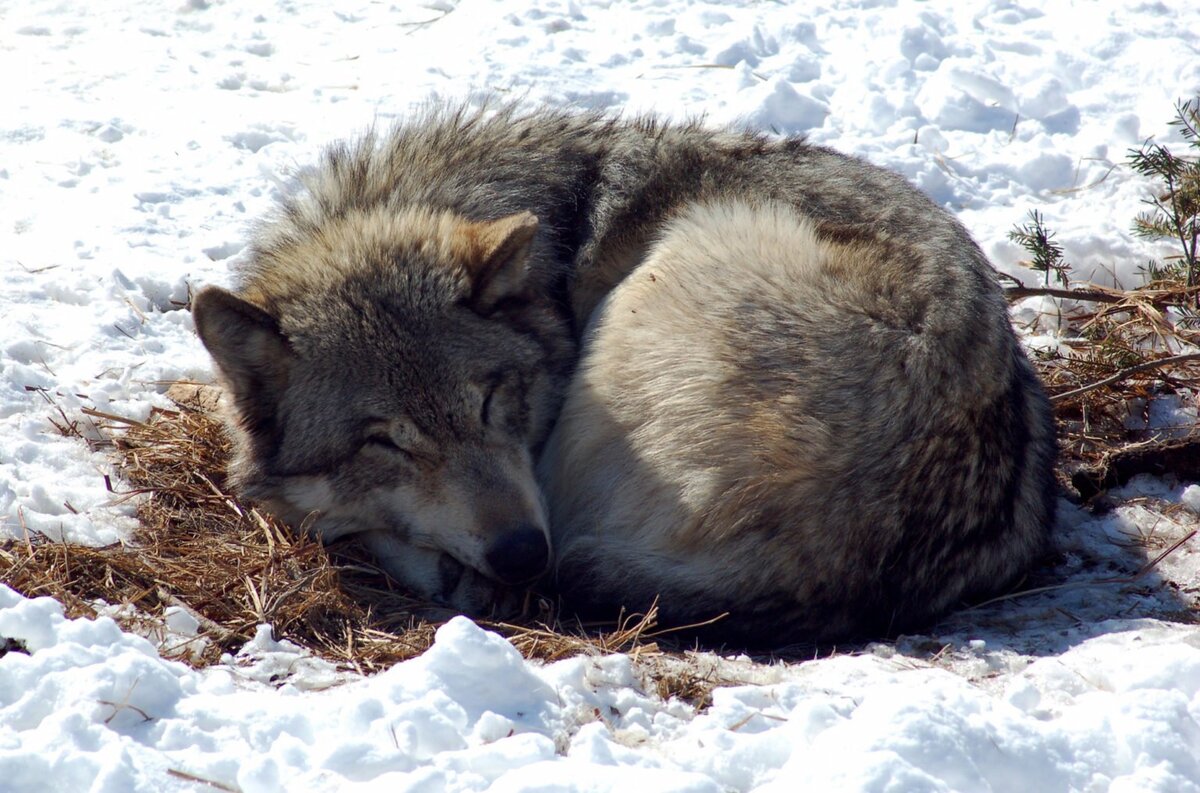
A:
191,103,1057,645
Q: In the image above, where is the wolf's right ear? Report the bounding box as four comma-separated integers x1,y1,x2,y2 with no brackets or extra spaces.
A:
191,286,292,432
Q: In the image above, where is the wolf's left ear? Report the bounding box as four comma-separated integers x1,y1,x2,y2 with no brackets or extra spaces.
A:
466,211,539,311
191,286,293,437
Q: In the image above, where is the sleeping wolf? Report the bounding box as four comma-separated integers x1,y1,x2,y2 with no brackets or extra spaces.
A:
192,104,1056,644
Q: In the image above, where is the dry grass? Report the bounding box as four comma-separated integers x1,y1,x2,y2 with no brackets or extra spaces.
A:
4,387,437,671
1010,278,1200,496
5,274,1200,698
1,385,714,689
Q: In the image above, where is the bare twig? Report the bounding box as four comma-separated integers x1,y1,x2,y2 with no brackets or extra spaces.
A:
1050,352,1200,404
1114,530,1198,582
1004,285,1129,304
166,769,241,793
969,530,1196,611
80,406,152,429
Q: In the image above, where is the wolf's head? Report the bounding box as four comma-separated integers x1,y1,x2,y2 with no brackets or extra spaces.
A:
191,208,574,587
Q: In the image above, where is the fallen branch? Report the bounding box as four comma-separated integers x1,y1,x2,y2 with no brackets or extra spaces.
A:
1005,282,1200,307
1004,285,1128,304
1071,437,1200,500
1049,352,1200,404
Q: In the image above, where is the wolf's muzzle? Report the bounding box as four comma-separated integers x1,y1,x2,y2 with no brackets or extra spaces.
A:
485,526,550,584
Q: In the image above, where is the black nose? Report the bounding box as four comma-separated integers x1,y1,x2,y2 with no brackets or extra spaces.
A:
484,526,550,585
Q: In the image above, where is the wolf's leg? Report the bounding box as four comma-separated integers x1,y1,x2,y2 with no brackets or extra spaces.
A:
357,530,524,617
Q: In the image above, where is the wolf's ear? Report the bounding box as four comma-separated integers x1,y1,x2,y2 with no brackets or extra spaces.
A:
466,211,539,311
191,286,292,433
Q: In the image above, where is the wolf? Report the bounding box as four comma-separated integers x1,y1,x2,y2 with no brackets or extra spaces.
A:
192,103,1056,644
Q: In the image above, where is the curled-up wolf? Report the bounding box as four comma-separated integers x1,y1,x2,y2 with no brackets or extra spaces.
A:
192,104,1056,645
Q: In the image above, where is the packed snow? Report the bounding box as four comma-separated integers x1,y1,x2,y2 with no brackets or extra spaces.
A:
3,0,1200,790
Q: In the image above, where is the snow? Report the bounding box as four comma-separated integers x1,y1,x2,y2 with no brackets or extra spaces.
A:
4,596,1200,792
2,0,1200,790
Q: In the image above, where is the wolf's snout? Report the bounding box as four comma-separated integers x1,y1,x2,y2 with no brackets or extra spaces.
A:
485,526,550,584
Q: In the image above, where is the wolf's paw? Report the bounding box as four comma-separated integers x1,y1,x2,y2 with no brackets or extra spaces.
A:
436,554,534,620
357,529,535,620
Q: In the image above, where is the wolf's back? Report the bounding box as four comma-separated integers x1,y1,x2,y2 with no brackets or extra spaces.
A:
540,196,1056,644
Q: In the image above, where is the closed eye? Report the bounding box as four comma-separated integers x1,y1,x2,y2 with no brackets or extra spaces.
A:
480,382,498,426
363,433,414,459
480,368,511,427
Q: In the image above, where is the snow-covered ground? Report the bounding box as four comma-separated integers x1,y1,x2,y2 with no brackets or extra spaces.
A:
3,1,1200,790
